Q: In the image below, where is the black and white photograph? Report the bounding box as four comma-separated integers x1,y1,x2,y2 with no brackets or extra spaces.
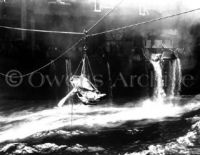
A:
0,0,200,154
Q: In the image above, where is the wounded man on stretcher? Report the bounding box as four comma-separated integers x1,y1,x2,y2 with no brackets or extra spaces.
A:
58,75,106,107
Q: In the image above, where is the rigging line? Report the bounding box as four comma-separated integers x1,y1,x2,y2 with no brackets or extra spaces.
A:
0,0,123,79
86,0,124,33
86,55,95,84
0,0,121,79
89,7,200,37
87,59,98,91
74,59,82,75
0,38,83,78
0,25,84,35
1,0,124,79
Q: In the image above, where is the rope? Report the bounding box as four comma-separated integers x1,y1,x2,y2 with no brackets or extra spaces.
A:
74,59,83,75
86,55,96,84
86,0,124,33
0,0,123,79
0,25,84,35
2,4,198,79
89,8,200,37
0,38,83,78
70,0,125,77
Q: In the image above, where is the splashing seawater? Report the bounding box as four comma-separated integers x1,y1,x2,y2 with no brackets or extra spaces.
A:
177,58,182,94
0,99,200,143
170,58,182,96
0,57,196,144
150,60,166,100
150,57,182,98
171,60,176,96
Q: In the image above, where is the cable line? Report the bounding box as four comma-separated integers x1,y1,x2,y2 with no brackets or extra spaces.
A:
89,8,200,37
0,38,83,78
86,0,124,33
0,25,84,35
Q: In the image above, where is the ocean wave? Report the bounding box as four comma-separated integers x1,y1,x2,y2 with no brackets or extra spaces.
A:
0,142,105,155
125,117,200,155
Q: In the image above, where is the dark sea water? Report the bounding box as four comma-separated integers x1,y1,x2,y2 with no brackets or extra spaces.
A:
1,96,200,155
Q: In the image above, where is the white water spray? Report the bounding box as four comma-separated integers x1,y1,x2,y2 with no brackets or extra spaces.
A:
177,58,182,94
0,100,200,143
150,55,182,99
150,60,166,100
171,60,176,96
170,58,182,96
